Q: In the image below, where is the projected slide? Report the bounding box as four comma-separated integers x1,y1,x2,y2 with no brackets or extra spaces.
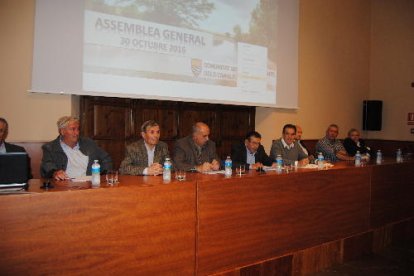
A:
83,0,278,105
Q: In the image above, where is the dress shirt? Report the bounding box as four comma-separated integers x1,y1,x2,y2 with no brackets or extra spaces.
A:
142,142,156,175
60,140,88,178
0,142,5,153
245,146,256,165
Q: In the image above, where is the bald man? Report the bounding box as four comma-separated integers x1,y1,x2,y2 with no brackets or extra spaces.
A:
173,122,220,172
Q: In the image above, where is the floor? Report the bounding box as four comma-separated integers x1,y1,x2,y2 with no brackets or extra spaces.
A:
313,245,414,276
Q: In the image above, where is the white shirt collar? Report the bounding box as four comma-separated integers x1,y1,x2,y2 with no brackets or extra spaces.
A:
281,138,294,149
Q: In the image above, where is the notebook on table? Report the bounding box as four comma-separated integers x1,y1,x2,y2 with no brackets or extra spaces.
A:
0,152,29,188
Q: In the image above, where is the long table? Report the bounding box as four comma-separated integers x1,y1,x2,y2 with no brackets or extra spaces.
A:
0,161,413,275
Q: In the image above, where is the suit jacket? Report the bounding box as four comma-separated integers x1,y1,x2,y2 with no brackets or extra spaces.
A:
231,142,273,169
173,135,219,171
41,136,112,178
343,138,372,156
4,142,32,179
4,142,26,153
119,139,170,175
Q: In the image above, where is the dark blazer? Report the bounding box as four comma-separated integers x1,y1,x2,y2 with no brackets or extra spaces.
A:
343,138,372,156
231,142,273,169
119,139,170,175
5,142,26,153
4,142,32,179
41,136,112,178
173,135,219,171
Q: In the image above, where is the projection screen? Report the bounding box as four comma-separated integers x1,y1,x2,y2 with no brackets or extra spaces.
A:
31,0,298,108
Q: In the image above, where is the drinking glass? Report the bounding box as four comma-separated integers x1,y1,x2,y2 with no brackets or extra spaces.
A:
106,170,118,185
235,164,246,176
175,170,186,181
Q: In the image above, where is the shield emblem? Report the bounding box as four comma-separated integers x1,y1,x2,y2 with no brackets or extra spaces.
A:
191,58,202,77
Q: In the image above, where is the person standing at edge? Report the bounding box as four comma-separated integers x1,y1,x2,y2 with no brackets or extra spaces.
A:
173,122,220,172
41,116,112,180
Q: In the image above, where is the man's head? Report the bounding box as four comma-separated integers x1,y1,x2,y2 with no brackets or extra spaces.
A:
141,120,160,147
282,124,296,145
244,131,262,153
295,125,303,141
192,122,210,147
347,128,360,143
326,124,339,140
58,116,80,148
0,118,9,143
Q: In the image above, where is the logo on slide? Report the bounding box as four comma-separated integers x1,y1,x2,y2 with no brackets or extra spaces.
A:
191,58,202,77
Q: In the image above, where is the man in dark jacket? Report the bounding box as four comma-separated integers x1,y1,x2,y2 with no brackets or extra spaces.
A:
0,117,32,178
41,116,112,180
231,131,274,170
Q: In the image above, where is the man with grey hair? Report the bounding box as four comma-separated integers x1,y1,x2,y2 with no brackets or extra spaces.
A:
120,120,170,175
41,116,112,180
174,122,220,172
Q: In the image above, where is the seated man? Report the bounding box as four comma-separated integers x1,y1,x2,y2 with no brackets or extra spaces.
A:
231,131,273,170
0,117,32,178
343,128,372,156
270,124,309,166
41,116,112,180
173,122,220,172
315,124,354,162
120,120,170,175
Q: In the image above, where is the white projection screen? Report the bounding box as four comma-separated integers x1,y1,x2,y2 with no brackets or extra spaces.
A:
31,0,298,108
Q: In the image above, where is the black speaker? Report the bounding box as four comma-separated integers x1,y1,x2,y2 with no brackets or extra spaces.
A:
363,100,382,131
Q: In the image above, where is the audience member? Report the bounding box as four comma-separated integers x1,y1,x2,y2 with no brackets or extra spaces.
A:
41,116,112,180
231,131,273,170
120,120,169,175
315,124,354,162
174,122,220,172
343,128,372,156
270,124,309,166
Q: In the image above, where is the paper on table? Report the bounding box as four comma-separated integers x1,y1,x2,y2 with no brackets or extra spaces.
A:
203,170,225,175
70,175,92,182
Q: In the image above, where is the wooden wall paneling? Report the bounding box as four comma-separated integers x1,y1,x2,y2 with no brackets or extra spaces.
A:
0,178,197,275
80,97,132,170
370,162,414,227
196,167,371,275
292,240,342,276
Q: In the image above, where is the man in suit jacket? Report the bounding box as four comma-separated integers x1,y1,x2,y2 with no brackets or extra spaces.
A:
231,131,274,170
0,118,27,153
0,117,32,178
120,120,169,175
41,116,112,180
174,122,220,172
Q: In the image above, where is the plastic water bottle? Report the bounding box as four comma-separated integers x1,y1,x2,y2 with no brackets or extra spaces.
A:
163,158,172,182
376,150,382,164
317,152,324,169
276,154,283,172
91,160,101,186
355,151,361,167
224,156,232,177
396,149,403,163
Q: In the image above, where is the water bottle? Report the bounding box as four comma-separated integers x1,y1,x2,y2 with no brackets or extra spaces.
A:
355,151,361,167
317,152,324,169
224,156,232,177
276,154,283,172
91,160,101,186
376,150,382,164
396,148,403,163
163,157,172,182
